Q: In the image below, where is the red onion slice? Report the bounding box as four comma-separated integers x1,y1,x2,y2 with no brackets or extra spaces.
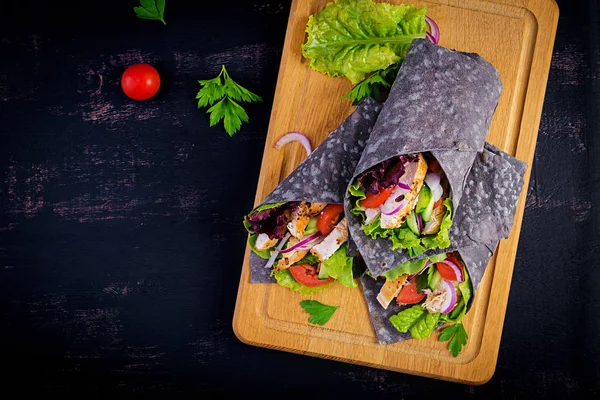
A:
417,213,423,233
296,235,325,251
424,172,443,202
440,279,457,314
438,259,464,282
398,182,411,190
280,231,322,254
380,200,406,216
425,16,440,44
274,132,312,156
264,233,291,270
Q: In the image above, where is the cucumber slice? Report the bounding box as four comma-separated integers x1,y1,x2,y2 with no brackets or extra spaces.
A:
421,196,436,222
304,217,319,235
407,211,420,235
415,185,431,214
429,269,442,291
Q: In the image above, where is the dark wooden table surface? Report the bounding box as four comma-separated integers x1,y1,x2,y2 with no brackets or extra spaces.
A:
1,0,598,397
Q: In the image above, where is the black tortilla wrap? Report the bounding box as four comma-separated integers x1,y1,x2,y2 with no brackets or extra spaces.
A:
346,39,503,275
359,243,496,344
249,97,383,283
359,144,526,344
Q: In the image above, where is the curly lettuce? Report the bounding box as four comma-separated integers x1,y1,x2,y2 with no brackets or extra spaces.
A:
318,244,356,288
302,0,427,84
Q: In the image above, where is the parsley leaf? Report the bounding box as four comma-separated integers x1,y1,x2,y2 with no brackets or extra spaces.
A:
134,0,166,25
439,323,469,357
415,273,428,293
299,300,339,326
196,65,262,136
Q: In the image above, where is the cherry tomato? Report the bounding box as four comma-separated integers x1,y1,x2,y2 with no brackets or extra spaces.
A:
360,186,395,208
317,204,344,236
436,255,462,281
396,277,426,304
289,264,333,287
121,63,161,100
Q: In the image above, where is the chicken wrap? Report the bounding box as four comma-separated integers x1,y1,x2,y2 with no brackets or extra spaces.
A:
346,39,503,276
359,144,526,349
244,97,383,293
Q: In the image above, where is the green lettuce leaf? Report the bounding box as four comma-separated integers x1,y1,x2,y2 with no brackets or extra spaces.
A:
389,304,425,333
421,198,454,250
318,244,356,288
274,269,333,295
248,234,271,259
349,180,454,255
302,0,427,84
389,304,440,339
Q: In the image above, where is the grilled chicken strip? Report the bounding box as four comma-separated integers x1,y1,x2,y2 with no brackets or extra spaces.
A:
379,154,428,229
255,233,278,251
273,237,309,273
421,203,447,235
287,202,327,239
376,274,408,309
311,218,348,262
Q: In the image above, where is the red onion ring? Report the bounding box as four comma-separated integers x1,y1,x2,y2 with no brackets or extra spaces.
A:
417,214,423,233
264,233,291,270
274,132,312,156
280,231,322,254
380,200,406,216
398,182,411,190
440,280,457,314
438,259,464,282
425,16,440,44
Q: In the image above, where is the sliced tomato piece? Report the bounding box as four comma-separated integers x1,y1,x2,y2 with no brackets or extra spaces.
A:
434,198,443,209
436,255,463,281
396,278,426,305
360,186,394,208
289,264,333,287
317,204,344,236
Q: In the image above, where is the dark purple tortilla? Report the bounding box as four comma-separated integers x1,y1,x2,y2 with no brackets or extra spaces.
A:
354,142,526,277
359,243,496,344
359,144,526,344
346,39,506,275
249,97,383,283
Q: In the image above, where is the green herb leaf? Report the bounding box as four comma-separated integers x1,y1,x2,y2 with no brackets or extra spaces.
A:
207,97,249,137
439,323,469,357
299,300,339,326
302,0,427,84
134,0,166,25
415,273,428,293
196,65,262,136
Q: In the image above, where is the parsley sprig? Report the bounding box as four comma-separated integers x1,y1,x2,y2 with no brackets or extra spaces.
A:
134,0,166,25
299,300,339,326
439,322,468,357
342,62,400,105
196,65,262,136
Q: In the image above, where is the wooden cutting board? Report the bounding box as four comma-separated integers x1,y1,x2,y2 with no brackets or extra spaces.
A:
233,0,558,384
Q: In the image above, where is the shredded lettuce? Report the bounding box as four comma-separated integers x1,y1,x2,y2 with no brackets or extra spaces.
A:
302,0,427,84
273,269,333,295
318,244,356,288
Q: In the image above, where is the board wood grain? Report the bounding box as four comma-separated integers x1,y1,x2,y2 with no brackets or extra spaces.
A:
233,0,558,384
